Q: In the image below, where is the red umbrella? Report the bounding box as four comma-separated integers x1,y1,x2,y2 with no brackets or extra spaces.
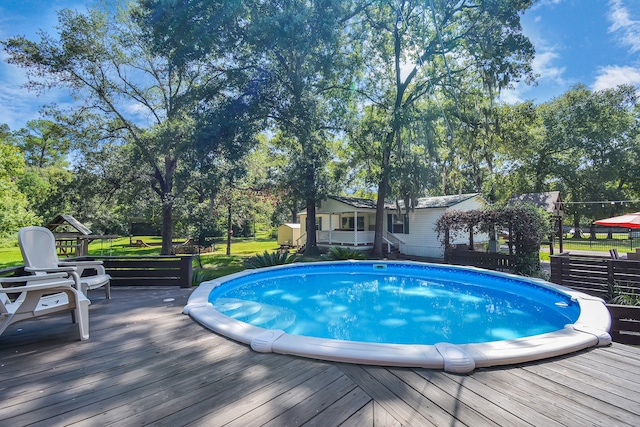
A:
594,212,640,229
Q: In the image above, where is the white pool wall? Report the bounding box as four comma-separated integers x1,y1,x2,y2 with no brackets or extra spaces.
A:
184,261,612,374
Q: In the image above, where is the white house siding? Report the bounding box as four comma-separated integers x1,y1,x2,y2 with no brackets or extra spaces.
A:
450,196,484,212
395,208,447,258
394,196,488,258
299,213,339,236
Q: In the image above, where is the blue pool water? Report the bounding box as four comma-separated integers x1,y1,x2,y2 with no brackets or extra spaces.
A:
207,262,580,345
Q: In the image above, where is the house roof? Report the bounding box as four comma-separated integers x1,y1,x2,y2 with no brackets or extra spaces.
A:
508,191,563,215
328,196,378,209
280,223,301,229
398,193,482,210
298,193,483,216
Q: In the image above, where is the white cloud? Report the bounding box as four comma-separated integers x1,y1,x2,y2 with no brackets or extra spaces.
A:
498,40,568,104
497,88,523,104
532,50,567,86
530,0,563,11
608,0,640,53
593,65,640,91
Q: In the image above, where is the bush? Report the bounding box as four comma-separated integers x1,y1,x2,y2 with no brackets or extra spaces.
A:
607,281,640,306
244,250,298,269
192,268,218,286
323,246,366,260
435,203,551,276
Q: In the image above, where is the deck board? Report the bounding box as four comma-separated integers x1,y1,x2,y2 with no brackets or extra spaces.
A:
1,286,640,427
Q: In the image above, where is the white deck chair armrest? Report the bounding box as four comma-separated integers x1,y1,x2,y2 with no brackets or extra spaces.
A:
59,261,106,275
25,266,77,274
0,272,71,284
0,280,76,293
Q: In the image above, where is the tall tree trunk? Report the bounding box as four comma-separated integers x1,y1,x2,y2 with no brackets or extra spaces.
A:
304,164,319,256
161,195,174,255
290,199,299,224
304,199,319,256
158,157,177,255
372,137,393,258
226,202,232,255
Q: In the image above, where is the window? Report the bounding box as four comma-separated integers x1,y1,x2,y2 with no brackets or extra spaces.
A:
387,213,409,234
341,216,365,230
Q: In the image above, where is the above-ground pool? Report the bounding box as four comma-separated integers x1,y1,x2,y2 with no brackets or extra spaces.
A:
184,261,611,373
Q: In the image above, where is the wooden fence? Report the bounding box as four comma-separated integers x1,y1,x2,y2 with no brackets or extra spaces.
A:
446,249,515,271
550,253,640,345
89,255,193,288
1,256,193,289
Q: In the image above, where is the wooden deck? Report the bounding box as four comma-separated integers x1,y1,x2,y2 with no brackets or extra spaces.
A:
1,287,639,427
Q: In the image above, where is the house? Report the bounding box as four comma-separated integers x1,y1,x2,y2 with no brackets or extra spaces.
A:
297,196,378,249
294,193,487,259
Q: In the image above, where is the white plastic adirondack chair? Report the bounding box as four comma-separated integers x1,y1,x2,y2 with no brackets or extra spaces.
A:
0,272,90,340
18,226,111,299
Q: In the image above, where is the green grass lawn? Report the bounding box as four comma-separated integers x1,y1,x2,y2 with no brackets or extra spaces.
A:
193,237,282,281
0,245,25,269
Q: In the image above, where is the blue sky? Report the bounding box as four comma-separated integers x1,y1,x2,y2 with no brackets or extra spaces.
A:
1,0,639,131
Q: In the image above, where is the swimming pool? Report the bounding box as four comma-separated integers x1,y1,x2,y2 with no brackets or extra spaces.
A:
184,261,612,373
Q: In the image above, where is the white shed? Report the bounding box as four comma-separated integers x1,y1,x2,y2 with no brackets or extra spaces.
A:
277,223,301,247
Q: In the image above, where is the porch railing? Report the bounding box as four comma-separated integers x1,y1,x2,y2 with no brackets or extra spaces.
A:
317,230,375,246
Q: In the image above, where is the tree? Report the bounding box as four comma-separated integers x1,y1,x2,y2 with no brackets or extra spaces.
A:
3,2,259,254
14,119,70,168
65,142,146,234
246,0,363,256
0,125,38,238
357,0,535,257
10,119,74,222
501,85,640,231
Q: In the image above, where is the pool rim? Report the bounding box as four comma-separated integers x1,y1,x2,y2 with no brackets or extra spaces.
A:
183,260,612,374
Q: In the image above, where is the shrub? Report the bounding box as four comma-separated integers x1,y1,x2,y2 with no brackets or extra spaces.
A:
192,268,218,286
323,246,366,260
607,281,640,306
244,251,298,268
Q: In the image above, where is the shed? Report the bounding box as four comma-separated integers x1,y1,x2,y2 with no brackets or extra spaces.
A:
277,223,301,247
45,214,117,257
508,191,564,218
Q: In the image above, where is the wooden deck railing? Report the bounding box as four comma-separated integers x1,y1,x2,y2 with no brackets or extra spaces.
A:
550,253,640,298
1,255,193,288
89,255,193,288
446,249,515,271
550,252,640,345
